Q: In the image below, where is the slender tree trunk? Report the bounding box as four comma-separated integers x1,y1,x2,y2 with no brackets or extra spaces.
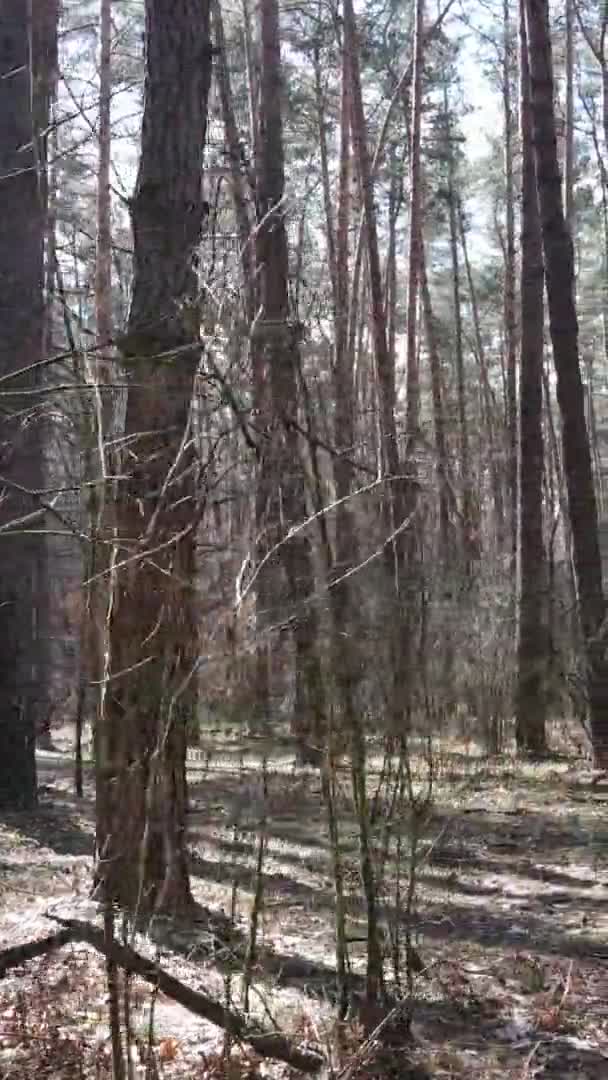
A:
443,83,476,566
213,0,255,319
565,0,575,232
503,0,518,566
344,0,417,700
420,240,451,558
516,0,548,755
94,0,214,914
405,0,424,447
525,0,608,768
458,205,505,545
254,0,326,766
313,36,337,313
212,0,272,732
96,0,112,352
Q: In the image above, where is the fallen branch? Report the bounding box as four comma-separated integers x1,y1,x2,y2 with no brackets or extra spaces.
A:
34,915,324,1074
0,927,73,977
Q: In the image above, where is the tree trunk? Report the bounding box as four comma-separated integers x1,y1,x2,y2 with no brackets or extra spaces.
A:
254,0,326,765
0,0,57,809
458,204,505,546
565,0,575,232
405,0,424,446
94,0,214,914
420,239,452,558
442,82,477,567
525,0,608,767
503,0,518,566
344,0,417,742
515,0,548,756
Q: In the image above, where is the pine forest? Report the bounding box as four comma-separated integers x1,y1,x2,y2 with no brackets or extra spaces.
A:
0,1,607,1077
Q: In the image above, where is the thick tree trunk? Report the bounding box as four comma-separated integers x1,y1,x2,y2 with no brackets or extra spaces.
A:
526,0,608,767
0,0,56,809
515,0,548,756
94,0,213,914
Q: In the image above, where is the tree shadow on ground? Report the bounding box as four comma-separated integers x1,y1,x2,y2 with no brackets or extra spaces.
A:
0,798,94,859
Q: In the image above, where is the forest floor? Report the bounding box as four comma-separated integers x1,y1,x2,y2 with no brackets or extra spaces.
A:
0,727,607,1078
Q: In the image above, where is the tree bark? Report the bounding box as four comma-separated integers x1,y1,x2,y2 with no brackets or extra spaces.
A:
254,0,326,765
515,0,548,755
458,204,505,546
94,0,214,914
421,239,453,559
503,0,519,566
0,0,57,809
405,0,424,446
442,83,477,567
565,0,575,232
525,0,608,768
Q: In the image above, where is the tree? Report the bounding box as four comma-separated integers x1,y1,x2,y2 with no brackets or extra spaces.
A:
503,0,518,565
0,0,57,809
525,0,608,767
252,0,327,766
94,0,214,914
515,0,548,755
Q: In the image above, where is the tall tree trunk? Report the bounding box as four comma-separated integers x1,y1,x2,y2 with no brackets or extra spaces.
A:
458,205,505,545
525,0,608,768
565,0,575,232
254,0,326,766
0,0,57,809
343,0,417,723
212,0,272,732
442,83,476,567
420,240,452,557
96,0,113,353
405,0,424,447
503,0,518,566
94,0,214,914
515,0,548,755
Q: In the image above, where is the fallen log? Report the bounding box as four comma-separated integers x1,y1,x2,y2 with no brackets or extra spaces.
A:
0,916,324,1074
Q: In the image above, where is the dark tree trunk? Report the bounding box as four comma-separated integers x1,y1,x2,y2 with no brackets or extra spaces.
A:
515,0,548,755
253,0,326,766
0,0,57,809
94,0,213,915
525,0,608,767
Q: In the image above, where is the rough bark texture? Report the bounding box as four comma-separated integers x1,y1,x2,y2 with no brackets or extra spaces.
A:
0,0,56,809
94,0,213,914
516,0,548,755
526,0,608,767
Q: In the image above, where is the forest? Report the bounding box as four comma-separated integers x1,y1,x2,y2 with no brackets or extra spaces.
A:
0,0,607,1076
